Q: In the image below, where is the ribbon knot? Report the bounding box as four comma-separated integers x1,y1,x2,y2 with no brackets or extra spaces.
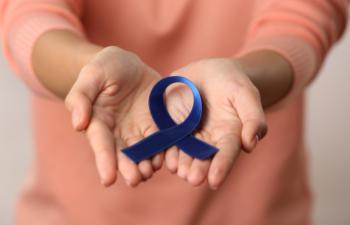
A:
122,76,218,163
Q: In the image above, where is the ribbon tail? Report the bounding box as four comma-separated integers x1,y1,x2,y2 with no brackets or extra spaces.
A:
176,135,218,160
122,126,189,163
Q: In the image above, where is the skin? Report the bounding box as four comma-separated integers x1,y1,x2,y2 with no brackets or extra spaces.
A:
32,30,293,189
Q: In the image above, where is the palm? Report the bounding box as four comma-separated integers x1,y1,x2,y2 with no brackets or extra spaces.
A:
66,47,167,187
89,66,163,186
166,77,242,150
164,58,266,189
67,48,266,189
92,69,158,143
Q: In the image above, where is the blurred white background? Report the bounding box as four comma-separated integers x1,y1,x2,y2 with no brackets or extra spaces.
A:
0,27,350,225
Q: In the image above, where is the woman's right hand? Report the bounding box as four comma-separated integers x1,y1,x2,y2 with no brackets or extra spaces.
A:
65,46,163,187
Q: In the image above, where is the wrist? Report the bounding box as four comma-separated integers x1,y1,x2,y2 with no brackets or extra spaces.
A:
32,30,103,98
70,41,102,80
234,50,293,108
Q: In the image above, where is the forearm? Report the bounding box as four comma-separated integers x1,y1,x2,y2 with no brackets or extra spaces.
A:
32,30,103,98
32,30,293,106
236,50,293,108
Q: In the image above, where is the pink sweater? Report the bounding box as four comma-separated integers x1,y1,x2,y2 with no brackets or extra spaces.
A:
0,1,347,225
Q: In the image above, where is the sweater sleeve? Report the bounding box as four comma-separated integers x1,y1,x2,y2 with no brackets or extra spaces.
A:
238,0,348,109
0,0,85,97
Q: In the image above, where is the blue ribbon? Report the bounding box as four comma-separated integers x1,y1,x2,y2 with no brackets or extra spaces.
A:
122,75,218,163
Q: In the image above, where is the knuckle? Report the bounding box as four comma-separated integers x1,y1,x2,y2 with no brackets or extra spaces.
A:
104,46,120,53
250,85,261,99
142,123,158,137
80,64,103,77
121,48,141,62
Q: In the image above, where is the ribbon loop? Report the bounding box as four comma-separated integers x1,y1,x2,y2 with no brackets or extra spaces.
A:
122,76,218,163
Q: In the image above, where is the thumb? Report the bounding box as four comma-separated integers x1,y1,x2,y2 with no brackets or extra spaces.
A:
234,87,267,152
65,64,104,131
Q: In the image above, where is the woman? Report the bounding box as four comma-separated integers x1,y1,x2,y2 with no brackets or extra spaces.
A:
0,0,347,224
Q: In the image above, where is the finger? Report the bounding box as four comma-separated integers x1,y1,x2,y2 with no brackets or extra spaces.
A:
208,134,241,190
65,65,104,131
177,151,193,179
117,150,143,187
140,124,162,176
165,146,179,173
120,135,153,187
138,160,154,180
234,87,267,152
65,91,91,131
187,159,210,186
86,118,117,187
151,152,164,171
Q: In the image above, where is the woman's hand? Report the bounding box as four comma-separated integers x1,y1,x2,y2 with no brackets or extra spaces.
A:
32,31,290,189
164,58,268,189
65,46,163,187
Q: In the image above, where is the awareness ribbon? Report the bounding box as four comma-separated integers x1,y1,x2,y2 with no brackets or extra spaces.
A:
122,75,218,163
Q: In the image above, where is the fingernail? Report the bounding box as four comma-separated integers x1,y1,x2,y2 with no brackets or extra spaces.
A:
256,133,262,141
256,127,267,141
247,135,258,151
253,135,259,146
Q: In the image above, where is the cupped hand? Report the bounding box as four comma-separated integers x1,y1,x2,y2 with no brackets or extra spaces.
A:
65,46,163,187
164,58,267,189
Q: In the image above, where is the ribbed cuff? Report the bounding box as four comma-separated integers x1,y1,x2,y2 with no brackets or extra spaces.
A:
237,34,320,110
2,11,84,98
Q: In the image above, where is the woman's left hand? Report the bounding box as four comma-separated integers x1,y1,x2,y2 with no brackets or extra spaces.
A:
164,58,267,189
